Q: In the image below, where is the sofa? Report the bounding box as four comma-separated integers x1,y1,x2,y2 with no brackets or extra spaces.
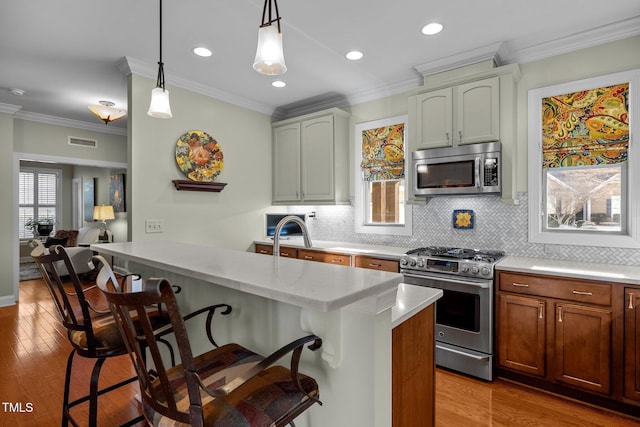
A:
30,227,113,276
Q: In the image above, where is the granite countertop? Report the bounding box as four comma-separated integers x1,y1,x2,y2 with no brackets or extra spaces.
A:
92,240,403,313
254,238,410,260
497,256,640,285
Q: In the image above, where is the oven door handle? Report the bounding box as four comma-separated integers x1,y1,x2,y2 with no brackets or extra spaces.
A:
402,272,492,288
436,344,490,361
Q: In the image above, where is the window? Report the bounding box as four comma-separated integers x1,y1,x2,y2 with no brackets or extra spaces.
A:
354,116,412,235
19,167,61,239
528,70,640,248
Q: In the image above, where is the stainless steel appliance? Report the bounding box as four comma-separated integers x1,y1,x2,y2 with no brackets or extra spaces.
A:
400,246,504,381
412,142,501,197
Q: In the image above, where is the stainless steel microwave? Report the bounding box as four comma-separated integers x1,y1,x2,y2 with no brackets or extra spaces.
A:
412,142,501,196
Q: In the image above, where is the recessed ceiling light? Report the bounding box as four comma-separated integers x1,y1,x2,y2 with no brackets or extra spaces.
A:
272,80,287,88
345,50,364,61
193,47,212,57
421,23,443,35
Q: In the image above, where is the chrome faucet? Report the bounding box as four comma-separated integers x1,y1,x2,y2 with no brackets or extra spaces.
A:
273,215,312,257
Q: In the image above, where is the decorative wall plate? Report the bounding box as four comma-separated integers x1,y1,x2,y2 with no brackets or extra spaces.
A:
453,209,474,229
175,130,224,182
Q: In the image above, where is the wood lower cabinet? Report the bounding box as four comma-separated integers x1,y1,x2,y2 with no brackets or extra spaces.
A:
624,287,640,403
497,271,612,397
298,249,350,266
254,243,298,258
354,255,399,272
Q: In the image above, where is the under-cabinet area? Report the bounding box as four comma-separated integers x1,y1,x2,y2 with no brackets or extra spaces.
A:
495,260,640,417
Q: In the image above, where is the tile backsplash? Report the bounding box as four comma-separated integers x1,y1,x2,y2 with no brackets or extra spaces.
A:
296,193,640,266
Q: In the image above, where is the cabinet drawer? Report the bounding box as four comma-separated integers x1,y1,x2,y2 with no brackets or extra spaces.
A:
255,244,273,255
354,255,399,272
299,249,351,266
498,272,611,306
255,244,298,258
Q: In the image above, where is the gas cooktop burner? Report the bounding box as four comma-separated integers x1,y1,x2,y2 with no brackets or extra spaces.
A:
401,246,505,279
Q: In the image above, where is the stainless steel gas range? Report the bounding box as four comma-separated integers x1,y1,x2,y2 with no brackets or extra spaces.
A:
400,247,505,381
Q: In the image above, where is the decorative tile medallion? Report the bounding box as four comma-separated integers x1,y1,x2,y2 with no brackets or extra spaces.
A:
453,210,474,229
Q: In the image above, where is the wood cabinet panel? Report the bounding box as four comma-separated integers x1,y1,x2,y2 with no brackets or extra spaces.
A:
498,294,546,377
553,303,611,395
255,243,273,255
354,255,399,272
624,288,640,403
254,243,298,258
298,249,351,266
498,272,611,306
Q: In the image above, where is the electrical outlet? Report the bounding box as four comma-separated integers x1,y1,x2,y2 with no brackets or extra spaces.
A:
145,219,164,233
544,244,562,254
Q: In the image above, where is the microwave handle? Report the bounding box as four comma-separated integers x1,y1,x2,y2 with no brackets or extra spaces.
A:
475,157,481,188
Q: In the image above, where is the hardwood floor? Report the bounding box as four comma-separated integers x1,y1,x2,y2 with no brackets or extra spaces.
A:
2,278,639,426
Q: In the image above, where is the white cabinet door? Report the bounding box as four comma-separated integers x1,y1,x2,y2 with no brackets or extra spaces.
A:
415,87,453,149
273,123,301,203
455,77,500,145
301,115,334,201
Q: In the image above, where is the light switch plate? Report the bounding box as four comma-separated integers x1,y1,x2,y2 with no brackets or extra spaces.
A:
145,219,164,233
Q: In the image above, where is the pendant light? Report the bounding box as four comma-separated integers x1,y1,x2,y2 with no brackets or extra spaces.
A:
253,0,287,75
147,0,172,118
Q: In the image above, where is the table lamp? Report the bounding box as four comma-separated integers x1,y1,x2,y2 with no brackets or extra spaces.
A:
93,205,115,241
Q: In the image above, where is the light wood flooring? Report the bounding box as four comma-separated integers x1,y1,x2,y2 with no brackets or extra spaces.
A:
1,278,639,426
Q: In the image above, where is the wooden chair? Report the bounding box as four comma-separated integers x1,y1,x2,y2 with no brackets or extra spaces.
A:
31,245,147,427
97,273,323,427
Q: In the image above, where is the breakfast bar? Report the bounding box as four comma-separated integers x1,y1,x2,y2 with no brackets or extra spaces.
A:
92,240,428,427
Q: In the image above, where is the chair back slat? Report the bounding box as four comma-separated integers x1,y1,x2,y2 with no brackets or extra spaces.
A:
32,246,99,347
98,274,195,424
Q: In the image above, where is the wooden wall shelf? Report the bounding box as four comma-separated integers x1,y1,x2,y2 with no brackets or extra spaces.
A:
172,180,227,192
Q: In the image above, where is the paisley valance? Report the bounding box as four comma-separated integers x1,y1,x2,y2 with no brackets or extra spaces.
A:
360,122,405,181
541,83,628,168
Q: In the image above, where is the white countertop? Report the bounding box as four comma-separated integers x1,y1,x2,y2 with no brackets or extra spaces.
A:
497,256,640,285
92,240,403,313
391,283,442,328
254,238,410,260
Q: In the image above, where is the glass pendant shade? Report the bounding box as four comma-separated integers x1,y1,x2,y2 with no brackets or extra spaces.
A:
253,25,287,75
147,87,172,118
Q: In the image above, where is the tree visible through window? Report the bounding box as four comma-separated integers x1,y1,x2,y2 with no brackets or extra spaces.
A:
19,168,60,239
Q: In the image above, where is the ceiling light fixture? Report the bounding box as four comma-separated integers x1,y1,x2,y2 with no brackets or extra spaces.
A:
421,22,443,35
88,100,127,125
193,47,212,57
345,50,363,61
253,0,286,75
147,0,172,119
272,80,286,88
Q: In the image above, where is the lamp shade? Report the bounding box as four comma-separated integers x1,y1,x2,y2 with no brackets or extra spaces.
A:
88,103,127,125
253,25,287,75
93,205,115,221
147,87,173,118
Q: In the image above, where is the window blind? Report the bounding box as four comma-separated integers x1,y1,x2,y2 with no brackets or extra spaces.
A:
19,169,59,239
541,83,628,168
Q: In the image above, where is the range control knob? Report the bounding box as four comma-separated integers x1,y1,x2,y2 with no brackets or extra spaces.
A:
470,266,479,275
417,258,425,268
408,258,417,267
460,264,469,273
481,266,491,276
400,258,408,266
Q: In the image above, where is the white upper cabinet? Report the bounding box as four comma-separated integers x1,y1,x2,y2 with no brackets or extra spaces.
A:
414,77,500,150
272,108,350,205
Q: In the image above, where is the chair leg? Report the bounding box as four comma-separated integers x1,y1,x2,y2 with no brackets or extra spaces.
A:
61,349,77,427
88,358,107,427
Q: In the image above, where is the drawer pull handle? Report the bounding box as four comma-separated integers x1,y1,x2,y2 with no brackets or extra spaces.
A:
281,253,290,257
331,259,343,263
512,282,529,288
539,303,544,319
558,306,563,323
368,263,382,268
259,250,269,254
304,255,313,260
629,293,635,310
572,290,593,296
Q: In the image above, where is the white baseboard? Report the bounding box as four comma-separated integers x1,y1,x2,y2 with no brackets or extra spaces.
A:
0,295,16,307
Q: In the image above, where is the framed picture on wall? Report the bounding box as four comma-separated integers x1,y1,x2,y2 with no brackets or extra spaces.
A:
110,173,126,213
83,177,96,222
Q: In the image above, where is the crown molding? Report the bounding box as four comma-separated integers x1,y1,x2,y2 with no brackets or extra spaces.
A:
0,103,23,114
13,111,126,136
414,42,504,77
121,56,276,116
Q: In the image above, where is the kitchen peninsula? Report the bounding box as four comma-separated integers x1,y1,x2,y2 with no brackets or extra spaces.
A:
91,240,439,427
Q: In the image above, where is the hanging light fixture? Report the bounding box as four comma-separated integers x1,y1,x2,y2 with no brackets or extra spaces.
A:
253,0,287,75
88,101,127,125
147,0,172,118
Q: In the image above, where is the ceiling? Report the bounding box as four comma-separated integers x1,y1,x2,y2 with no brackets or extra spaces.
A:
1,0,639,135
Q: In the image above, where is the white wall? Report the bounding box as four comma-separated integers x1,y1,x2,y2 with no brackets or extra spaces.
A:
127,74,272,250
0,113,15,304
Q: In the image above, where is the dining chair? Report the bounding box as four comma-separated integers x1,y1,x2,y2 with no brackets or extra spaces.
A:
97,273,323,427
32,245,148,427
